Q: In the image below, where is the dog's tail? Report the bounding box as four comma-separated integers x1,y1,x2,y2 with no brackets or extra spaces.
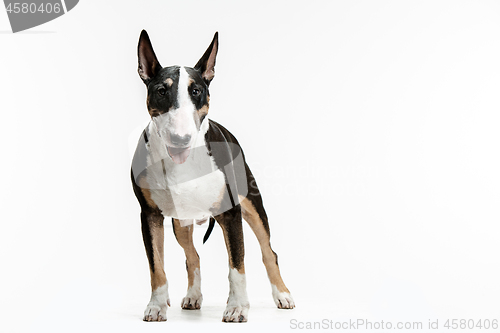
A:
203,217,216,244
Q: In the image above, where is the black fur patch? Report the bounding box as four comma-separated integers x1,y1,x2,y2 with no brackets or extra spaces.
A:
185,67,210,110
145,66,180,116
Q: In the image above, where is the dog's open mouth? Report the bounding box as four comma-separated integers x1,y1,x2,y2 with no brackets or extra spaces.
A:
167,146,191,164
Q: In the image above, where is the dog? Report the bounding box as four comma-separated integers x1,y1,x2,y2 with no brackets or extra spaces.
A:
131,30,294,323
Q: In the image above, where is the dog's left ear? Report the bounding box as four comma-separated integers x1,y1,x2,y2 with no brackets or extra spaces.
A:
194,32,219,85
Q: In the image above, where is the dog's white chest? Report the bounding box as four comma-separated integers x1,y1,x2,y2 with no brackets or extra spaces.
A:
154,165,226,220
143,123,226,220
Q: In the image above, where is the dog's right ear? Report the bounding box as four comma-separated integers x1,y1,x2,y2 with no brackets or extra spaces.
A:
138,30,161,84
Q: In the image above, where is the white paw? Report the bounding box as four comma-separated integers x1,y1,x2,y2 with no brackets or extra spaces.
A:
143,285,170,322
223,268,249,322
182,268,202,309
222,303,249,322
143,303,168,321
181,291,202,309
272,285,295,309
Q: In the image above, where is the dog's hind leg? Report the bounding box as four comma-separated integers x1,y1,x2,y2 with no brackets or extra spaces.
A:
240,192,295,309
172,218,203,310
141,209,170,321
214,206,250,322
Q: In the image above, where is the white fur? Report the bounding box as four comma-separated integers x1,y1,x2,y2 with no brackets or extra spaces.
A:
223,268,250,322
144,284,170,321
181,267,203,309
145,117,226,219
176,66,199,137
152,66,198,144
180,219,194,227
142,67,229,219
271,284,295,309
179,218,208,227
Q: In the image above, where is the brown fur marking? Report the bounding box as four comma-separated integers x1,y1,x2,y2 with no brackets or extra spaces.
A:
148,108,161,117
240,196,289,293
149,218,167,290
164,78,173,87
197,105,209,120
138,176,158,209
173,219,200,288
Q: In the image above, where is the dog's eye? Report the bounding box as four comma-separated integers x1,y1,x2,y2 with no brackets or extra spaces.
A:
158,88,167,96
192,88,201,97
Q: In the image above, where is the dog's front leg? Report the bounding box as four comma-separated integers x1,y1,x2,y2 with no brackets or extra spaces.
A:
141,210,170,321
172,218,203,310
214,206,250,322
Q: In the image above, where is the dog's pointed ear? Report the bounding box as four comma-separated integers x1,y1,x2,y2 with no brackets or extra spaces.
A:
138,30,161,83
194,32,219,85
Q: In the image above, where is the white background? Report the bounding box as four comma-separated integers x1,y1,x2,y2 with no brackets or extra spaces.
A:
1,1,500,332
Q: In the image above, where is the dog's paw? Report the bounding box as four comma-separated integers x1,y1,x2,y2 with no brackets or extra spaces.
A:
222,304,249,323
275,293,295,309
143,300,169,321
143,285,170,321
181,294,202,310
181,271,203,309
272,285,295,309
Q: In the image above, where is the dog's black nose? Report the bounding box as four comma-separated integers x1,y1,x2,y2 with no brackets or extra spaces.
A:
170,133,191,147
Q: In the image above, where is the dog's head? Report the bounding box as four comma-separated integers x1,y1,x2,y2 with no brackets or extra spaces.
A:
137,30,218,164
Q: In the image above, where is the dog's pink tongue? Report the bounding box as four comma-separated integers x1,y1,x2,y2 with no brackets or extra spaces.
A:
167,146,190,164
